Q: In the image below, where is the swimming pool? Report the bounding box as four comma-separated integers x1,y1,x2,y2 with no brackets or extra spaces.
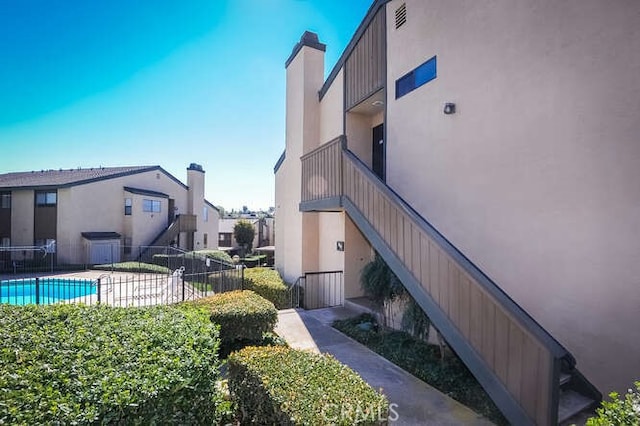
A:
0,277,97,305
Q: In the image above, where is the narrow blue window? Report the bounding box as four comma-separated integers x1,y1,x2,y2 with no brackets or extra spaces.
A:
415,56,437,86
396,73,414,98
395,55,437,99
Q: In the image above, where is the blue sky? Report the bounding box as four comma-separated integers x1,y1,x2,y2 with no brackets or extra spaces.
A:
0,0,372,210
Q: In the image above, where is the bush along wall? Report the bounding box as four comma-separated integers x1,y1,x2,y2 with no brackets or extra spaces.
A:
92,261,171,274
243,267,289,309
0,304,223,425
181,290,277,344
228,346,389,425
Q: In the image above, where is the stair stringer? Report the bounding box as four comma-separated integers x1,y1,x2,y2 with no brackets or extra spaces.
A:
342,195,551,425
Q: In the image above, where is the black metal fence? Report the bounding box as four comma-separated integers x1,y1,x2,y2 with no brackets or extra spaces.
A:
0,267,245,308
290,270,344,310
0,244,237,276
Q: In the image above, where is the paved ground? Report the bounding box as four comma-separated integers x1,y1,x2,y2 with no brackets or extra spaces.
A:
275,307,494,426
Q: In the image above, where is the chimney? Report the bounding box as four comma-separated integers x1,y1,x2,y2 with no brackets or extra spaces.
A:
285,31,325,157
187,163,205,215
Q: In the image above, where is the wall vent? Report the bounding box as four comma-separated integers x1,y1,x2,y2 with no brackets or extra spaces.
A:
395,3,407,29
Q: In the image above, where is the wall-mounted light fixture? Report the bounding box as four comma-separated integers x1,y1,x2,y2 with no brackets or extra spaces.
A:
444,103,456,115
371,100,384,107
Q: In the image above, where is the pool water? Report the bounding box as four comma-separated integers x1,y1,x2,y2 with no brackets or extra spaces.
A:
0,278,97,305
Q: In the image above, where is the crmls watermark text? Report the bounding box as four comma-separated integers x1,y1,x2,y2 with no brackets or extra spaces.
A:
321,402,400,423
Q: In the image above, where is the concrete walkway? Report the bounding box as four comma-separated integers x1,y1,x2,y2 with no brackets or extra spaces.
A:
275,307,494,426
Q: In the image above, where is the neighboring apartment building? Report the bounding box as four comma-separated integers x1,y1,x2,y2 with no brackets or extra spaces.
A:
0,163,219,266
218,216,274,250
274,1,640,424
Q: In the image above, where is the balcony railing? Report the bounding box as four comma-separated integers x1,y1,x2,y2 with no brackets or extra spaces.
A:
300,136,574,425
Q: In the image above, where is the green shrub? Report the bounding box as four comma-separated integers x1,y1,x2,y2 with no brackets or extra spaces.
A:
241,254,267,267
92,261,171,274
228,346,389,425
243,267,289,309
193,250,233,264
151,251,233,271
587,382,640,426
208,270,244,293
182,290,277,344
334,314,507,425
0,304,224,425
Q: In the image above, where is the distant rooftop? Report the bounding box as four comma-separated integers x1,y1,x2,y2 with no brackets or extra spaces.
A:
0,166,160,190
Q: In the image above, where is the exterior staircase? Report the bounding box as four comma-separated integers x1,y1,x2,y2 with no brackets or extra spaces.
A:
299,136,600,425
138,214,197,260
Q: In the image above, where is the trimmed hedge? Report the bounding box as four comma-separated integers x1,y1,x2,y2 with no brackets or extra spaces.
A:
193,250,233,264
243,267,289,309
92,261,171,274
228,346,389,425
152,250,233,266
181,290,277,344
0,304,223,425
208,270,244,293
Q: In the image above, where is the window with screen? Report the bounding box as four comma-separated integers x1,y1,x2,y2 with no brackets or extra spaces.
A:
143,199,161,213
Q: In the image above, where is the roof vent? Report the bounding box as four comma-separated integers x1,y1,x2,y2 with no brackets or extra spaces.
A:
395,3,407,29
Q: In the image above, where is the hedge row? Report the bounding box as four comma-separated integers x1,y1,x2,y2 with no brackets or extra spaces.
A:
193,250,233,264
152,250,233,267
208,270,244,293
181,290,277,344
228,346,389,425
243,267,289,309
0,304,223,425
92,261,171,274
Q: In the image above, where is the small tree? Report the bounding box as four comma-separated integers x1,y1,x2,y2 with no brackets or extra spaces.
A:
360,253,405,327
233,220,255,257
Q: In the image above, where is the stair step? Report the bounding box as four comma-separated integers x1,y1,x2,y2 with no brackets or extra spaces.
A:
560,372,572,386
558,389,596,424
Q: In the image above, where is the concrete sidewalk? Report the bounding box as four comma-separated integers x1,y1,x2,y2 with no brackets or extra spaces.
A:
275,307,494,426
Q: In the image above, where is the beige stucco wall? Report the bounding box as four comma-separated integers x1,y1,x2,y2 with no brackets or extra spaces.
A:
10,190,34,259
317,212,345,272
319,68,344,145
199,205,219,250
275,43,325,283
186,168,217,250
56,169,196,263
343,215,369,299
346,112,373,168
385,0,640,393
274,162,293,278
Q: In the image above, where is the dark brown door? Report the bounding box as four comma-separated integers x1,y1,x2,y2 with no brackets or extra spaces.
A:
372,123,385,181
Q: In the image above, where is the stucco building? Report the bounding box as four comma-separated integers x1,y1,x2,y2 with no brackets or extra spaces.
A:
218,216,274,251
274,1,640,424
0,163,219,266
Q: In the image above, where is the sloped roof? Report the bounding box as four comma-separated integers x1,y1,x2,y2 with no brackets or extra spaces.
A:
0,166,184,190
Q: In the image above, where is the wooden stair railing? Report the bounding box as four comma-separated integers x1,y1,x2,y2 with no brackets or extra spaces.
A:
299,136,600,425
